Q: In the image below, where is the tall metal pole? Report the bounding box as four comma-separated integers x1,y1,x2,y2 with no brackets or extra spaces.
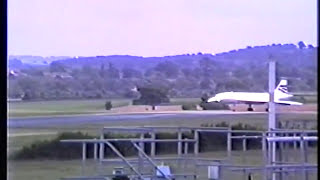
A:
268,61,276,180
268,61,276,131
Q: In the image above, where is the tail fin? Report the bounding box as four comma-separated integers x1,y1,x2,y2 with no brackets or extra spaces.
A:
275,79,289,94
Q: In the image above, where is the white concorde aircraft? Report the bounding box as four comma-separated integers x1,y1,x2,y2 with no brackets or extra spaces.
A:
207,80,303,111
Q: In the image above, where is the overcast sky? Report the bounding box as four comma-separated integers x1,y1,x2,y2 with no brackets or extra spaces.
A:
8,0,317,57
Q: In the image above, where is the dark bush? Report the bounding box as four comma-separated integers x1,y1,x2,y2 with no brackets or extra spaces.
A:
230,123,262,150
112,176,130,180
10,132,97,160
199,102,230,110
215,122,229,127
199,122,263,151
155,133,179,154
182,103,197,110
105,101,112,110
132,99,144,105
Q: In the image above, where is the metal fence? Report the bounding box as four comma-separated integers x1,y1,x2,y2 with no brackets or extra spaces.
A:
59,126,318,180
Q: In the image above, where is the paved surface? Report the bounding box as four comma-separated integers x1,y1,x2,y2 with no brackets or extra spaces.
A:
7,111,260,128
7,111,316,128
8,132,58,137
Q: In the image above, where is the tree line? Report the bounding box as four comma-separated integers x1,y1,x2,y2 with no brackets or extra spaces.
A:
8,43,317,101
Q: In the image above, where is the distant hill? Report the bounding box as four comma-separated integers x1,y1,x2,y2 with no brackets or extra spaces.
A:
8,55,71,67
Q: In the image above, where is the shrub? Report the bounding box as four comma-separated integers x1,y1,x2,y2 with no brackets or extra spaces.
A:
199,122,262,151
199,102,230,110
112,176,130,180
10,132,97,160
182,103,197,110
215,122,229,127
132,99,143,105
105,101,112,110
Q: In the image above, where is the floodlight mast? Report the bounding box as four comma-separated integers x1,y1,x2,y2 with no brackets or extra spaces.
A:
268,60,276,180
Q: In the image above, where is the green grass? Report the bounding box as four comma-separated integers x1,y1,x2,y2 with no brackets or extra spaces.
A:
8,97,317,117
8,113,317,136
8,99,132,117
8,98,203,117
8,160,98,180
8,148,317,180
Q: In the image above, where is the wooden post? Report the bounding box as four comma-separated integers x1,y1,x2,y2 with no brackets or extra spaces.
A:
82,142,86,175
262,133,268,180
242,135,247,164
151,132,156,157
139,133,144,173
227,128,232,160
178,130,182,156
293,133,297,150
82,142,86,161
242,135,247,152
140,133,145,151
300,134,308,180
279,135,284,180
242,169,246,180
184,138,189,155
194,130,199,156
284,133,289,162
94,138,97,160
99,133,104,160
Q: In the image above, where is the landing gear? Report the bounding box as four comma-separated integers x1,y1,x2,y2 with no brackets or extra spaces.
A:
247,104,254,111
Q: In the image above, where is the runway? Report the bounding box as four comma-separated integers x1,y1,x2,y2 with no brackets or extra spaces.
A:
7,110,316,128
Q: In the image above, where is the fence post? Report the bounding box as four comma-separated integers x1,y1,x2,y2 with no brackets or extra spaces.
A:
138,133,145,173
151,131,156,157
99,133,104,160
300,133,308,180
194,130,199,156
227,127,232,161
94,138,97,160
242,135,247,152
82,142,86,176
82,142,87,161
293,133,297,150
184,138,189,155
178,129,182,156
262,132,268,180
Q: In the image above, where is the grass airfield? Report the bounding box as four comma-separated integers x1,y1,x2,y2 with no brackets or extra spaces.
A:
7,98,318,180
